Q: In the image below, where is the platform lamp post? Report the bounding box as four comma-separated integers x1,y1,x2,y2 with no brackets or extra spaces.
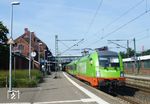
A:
8,1,20,92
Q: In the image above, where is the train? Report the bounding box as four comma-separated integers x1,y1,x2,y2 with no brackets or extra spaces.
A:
65,47,125,91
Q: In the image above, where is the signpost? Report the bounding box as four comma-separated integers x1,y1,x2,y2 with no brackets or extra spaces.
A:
31,52,36,57
31,52,36,70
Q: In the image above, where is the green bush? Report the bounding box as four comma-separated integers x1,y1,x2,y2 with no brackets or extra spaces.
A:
0,77,7,87
15,79,37,87
0,69,42,87
27,80,38,87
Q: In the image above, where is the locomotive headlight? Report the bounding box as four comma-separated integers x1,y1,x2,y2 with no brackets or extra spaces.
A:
120,72,124,77
90,60,93,64
96,71,100,77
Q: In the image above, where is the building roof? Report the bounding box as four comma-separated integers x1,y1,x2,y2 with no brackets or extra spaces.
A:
123,55,150,62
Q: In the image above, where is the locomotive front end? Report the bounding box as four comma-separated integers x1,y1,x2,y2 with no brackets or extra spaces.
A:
97,50,125,90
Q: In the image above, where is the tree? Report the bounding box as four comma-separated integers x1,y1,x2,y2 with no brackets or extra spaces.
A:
142,49,150,55
120,48,135,58
127,48,135,57
120,51,126,58
0,21,8,43
0,21,9,70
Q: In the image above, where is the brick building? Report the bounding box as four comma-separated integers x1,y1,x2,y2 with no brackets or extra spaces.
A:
14,28,51,66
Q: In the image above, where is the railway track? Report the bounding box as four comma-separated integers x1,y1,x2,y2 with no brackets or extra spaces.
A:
68,73,150,104
97,87,140,104
94,82,150,104
111,85,150,104
126,83,150,93
116,94,140,104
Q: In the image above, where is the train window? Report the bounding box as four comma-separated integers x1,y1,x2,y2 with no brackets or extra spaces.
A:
99,57,119,67
99,57,109,67
111,62,119,67
98,51,120,67
110,58,119,67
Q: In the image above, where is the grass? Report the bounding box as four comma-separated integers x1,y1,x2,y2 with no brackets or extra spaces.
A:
0,69,43,87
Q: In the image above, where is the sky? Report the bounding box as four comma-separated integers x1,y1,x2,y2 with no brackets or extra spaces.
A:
0,0,150,56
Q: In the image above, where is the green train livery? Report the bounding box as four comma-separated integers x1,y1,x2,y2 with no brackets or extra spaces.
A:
66,47,125,90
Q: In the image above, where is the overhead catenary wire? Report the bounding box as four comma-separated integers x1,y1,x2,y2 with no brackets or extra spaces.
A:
145,0,148,12
60,39,84,55
59,41,70,48
87,9,150,47
83,0,103,37
92,0,144,39
137,29,149,41
124,27,150,45
131,28,150,39
129,27,150,44
57,38,81,55
108,41,127,49
84,0,144,48
70,48,94,51
103,0,144,29
137,35,149,41
101,10,150,39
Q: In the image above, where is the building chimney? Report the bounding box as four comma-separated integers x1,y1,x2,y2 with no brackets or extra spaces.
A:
24,28,29,33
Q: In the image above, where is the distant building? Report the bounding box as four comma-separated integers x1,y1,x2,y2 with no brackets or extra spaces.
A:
123,55,150,75
14,28,51,62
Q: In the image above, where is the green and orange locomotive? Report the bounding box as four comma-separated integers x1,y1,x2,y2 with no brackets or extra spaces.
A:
66,47,125,90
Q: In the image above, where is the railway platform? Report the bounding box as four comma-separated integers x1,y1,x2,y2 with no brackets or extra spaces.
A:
125,74,150,88
0,72,124,104
125,74,150,80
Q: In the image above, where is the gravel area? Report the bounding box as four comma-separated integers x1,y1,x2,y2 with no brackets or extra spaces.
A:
115,86,150,104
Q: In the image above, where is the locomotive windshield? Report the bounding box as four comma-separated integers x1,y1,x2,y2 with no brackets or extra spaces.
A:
98,51,119,67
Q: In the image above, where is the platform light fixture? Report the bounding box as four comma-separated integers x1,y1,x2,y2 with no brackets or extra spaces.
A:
8,1,20,92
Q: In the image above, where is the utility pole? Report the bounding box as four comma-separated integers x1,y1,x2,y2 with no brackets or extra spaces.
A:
55,35,58,78
54,35,83,78
133,38,137,74
127,40,129,57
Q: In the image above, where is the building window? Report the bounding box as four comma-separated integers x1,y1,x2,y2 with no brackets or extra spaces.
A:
18,44,24,51
34,38,36,42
